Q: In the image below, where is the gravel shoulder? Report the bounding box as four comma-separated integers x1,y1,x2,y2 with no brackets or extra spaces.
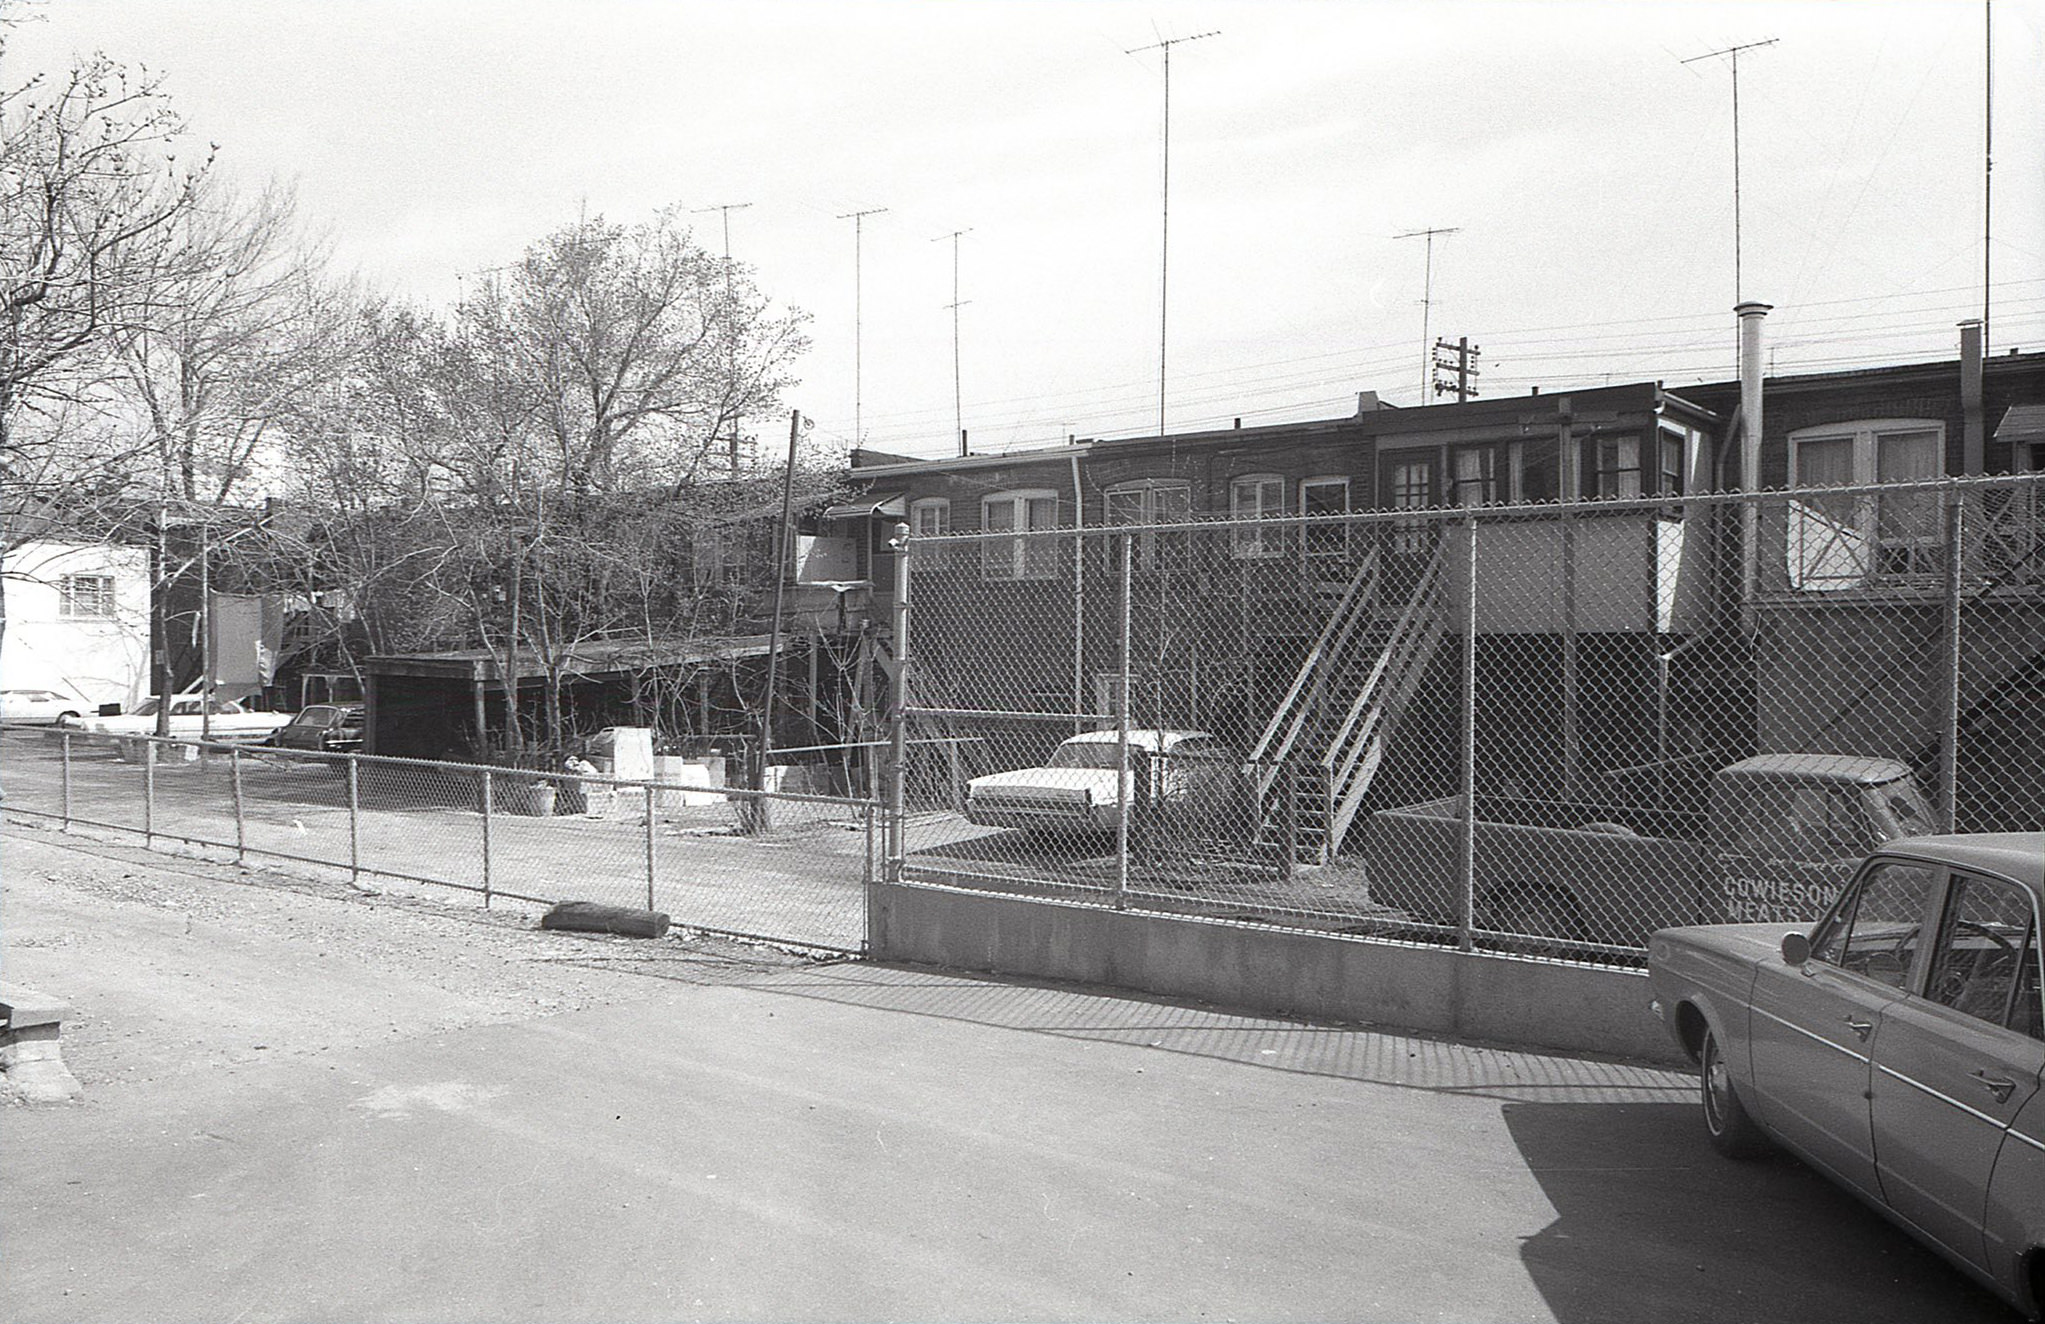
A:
0,821,819,1094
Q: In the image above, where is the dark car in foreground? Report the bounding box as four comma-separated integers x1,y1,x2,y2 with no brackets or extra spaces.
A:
265,703,365,755
1649,833,2045,1319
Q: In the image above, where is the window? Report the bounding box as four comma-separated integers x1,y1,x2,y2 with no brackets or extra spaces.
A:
1449,446,1496,507
1229,474,1285,559
1299,477,1351,559
1658,427,1686,497
981,490,1060,580
1507,438,1561,503
1809,860,1937,988
58,574,116,619
1588,435,1643,499
1925,873,2042,1039
1790,420,1946,583
910,498,951,568
1383,453,1435,555
1104,480,1191,570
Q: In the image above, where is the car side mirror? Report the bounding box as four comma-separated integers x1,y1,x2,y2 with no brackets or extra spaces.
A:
1780,932,1812,965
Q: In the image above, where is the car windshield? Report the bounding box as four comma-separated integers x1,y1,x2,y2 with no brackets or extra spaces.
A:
293,706,341,726
1047,742,1124,771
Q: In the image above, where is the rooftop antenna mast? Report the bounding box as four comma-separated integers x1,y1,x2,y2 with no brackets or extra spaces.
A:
1983,0,1993,354
1395,227,1459,401
693,202,754,473
837,207,888,447
1128,28,1220,440
1681,38,1777,306
932,228,971,455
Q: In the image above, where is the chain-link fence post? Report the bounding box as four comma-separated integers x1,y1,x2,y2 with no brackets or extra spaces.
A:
1458,511,1479,953
886,521,911,883
1114,531,1133,911
346,757,361,885
644,783,657,911
59,730,71,830
1940,492,1966,830
481,768,494,907
231,745,246,864
143,738,156,846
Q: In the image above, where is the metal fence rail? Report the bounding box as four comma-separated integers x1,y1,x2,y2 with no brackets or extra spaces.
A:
895,474,2045,966
0,730,874,953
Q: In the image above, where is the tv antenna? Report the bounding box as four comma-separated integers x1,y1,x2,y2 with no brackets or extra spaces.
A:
837,207,888,446
1395,227,1459,401
932,228,972,455
1128,28,1220,440
692,202,753,472
1681,38,1777,304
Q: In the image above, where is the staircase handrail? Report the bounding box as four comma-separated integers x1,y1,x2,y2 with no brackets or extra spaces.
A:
1247,548,1380,775
1321,541,1446,772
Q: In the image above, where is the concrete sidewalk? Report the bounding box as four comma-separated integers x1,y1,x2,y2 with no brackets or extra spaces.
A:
0,829,2010,1323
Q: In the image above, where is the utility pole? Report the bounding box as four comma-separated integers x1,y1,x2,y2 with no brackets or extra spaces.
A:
837,207,888,447
1396,227,1459,403
932,228,971,456
1682,38,1777,306
1432,336,1482,403
1127,28,1220,441
692,202,753,474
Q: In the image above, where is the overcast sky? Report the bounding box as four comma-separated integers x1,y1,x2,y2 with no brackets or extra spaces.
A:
11,0,2042,460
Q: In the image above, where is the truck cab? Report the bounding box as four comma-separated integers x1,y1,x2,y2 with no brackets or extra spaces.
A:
1706,755,1940,924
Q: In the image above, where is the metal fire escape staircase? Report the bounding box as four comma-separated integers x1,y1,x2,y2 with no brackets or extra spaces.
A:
1247,542,1449,864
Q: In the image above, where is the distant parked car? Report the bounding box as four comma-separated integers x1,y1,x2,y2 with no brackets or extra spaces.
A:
265,703,365,755
0,688,90,725
1648,833,2045,1319
964,729,1251,836
66,695,292,745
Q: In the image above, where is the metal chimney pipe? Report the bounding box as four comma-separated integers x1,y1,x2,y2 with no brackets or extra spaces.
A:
1959,320,1984,474
1736,301,1771,634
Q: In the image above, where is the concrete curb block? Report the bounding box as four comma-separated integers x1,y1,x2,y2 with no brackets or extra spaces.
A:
0,983,84,1104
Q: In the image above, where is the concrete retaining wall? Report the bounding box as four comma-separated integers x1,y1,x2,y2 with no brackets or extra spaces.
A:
870,881,1687,1067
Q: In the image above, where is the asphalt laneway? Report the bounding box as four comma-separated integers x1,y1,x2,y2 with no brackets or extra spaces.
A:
0,828,2015,1323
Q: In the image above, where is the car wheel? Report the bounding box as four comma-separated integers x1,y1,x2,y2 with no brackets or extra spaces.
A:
1700,1027,1771,1159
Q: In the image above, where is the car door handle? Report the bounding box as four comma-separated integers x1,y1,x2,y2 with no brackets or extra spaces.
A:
1843,1017,1874,1041
1971,1070,2017,1104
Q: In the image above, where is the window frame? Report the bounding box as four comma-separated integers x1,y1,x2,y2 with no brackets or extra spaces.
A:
980,489,1062,581
1789,419,1947,578
1103,478,1192,571
910,497,952,569
1229,473,1286,560
1807,857,1941,989
58,573,118,619
1299,475,1352,560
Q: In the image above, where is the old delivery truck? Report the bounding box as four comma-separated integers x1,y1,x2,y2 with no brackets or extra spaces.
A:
1362,754,1939,951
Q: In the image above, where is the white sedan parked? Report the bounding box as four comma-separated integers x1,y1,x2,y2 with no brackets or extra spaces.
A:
0,688,92,725
965,729,1252,836
63,695,292,745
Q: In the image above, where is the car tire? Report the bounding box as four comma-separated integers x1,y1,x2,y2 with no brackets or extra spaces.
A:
1700,1027,1771,1159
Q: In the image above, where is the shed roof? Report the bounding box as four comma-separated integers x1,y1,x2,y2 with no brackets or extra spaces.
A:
366,635,775,683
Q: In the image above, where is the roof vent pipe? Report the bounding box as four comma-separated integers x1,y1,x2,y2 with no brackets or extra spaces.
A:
1736,301,1771,636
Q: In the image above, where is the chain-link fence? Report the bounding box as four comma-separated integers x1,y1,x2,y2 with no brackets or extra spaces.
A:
897,473,2045,965
0,729,874,953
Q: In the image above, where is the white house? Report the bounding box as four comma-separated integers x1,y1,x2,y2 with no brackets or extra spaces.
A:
1,541,151,710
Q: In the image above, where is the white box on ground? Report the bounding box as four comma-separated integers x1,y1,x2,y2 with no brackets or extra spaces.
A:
653,754,726,809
